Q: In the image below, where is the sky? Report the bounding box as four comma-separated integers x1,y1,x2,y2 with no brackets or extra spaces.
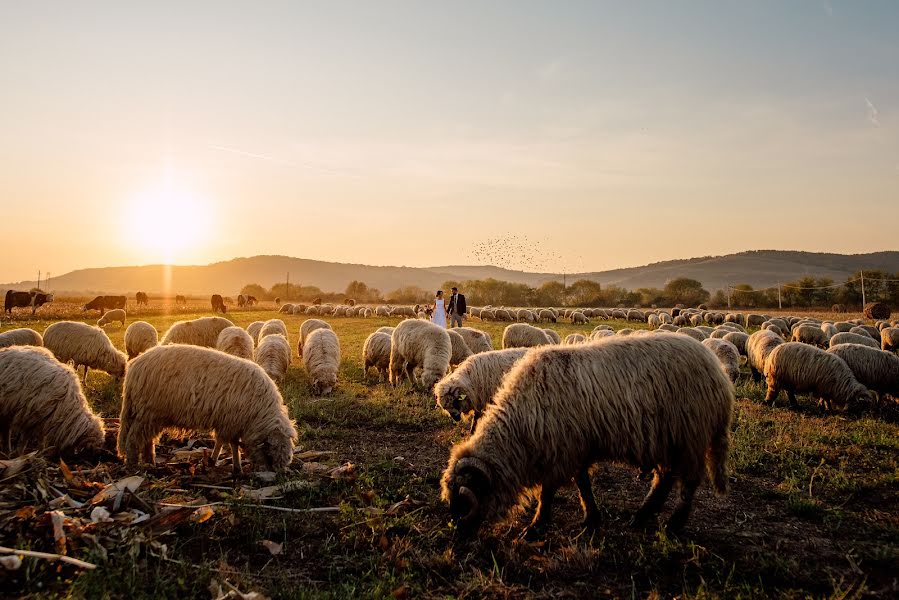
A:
1,1,897,282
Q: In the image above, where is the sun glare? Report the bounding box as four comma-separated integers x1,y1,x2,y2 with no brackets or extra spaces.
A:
125,181,211,263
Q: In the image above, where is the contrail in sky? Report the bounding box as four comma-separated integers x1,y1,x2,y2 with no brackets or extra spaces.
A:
209,145,295,166
864,97,880,127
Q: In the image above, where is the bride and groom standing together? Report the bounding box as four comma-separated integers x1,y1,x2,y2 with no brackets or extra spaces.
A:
431,286,466,329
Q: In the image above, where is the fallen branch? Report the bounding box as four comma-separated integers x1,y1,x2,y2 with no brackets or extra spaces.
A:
0,546,97,570
156,501,339,514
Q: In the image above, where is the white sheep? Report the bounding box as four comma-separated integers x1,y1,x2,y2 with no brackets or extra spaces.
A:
564,333,586,345
826,343,899,402
255,334,292,383
43,321,127,380
389,319,451,391
303,328,340,395
161,316,234,348
0,328,43,349
246,321,265,345
363,332,392,381
764,342,870,411
454,327,493,354
829,331,880,349
447,329,473,366
298,319,332,357
542,328,562,344
124,321,158,359
97,308,126,328
746,329,784,383
258,319,289,343
701,338,741,383
216,326,255,360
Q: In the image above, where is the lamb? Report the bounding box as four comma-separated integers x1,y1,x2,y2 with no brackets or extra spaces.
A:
434,348,530,432
701,338,741,383
43,321,127,379
118,345,297,473
0,346,105,455
216,326,255,360
882,327,899,353
0,328,43,349
542,329,562,344
764,342,870,410
502,323,552,349
363,332,392,381
791,324,830,348
298,319,332,357
447,329,474,366
161,316,235,348
829,331,880,349
255,334,292,383
454,327,493,354
746,329,784,382
258,319,289,343
389,319,451,390
124,321,158,359
826,343,899,402
441,334,733,536
722,331,749,357
97,308,126,328
564,333,586,344
301,328,340,395
571,311,589,325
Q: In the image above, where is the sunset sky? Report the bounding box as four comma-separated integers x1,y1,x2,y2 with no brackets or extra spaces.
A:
1,1,897,283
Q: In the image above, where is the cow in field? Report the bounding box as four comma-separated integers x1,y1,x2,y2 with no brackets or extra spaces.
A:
135,291,149,306
175,295,187,305
4,290,53,314
83,295,127,315
211,294,227,313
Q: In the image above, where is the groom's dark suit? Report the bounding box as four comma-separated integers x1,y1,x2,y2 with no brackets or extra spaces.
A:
447,292,466,328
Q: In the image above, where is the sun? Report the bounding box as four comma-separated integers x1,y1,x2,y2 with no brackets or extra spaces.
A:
125,181,211,263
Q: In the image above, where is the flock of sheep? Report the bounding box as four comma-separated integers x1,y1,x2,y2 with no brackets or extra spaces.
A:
1,300,897,539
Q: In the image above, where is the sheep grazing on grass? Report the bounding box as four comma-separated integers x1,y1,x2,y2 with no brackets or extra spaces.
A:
119,345,297,473
216,326,255,360
0,328,43,349
571,311,589,325
255,334,291,383
826,343,899,402
722,331,749,357
791,324,830,348
447,329,473,366
764,342,870,411
246,321,265,345
441,334,733,537
647,314,661,329
853,325,881,340
298,319,332,357
376,326,395,336
43,321,127,380
829,332,880,349
389,319,451,391
564,333,586,345
258,319,288,343
746,314,766,328
434,348,529,433
701,338,741,383
834,322,853,333
821,323,838,340
537,309,557,323
363,332,392,381
657,324,678,333
882,327,899,353
542,329,561,344
746,329,784,383
124,321,158,359
97,308,126,328
455,327,493,354
278,304,294,314
502,323,552,349
0,346,105,455
677,327,707,342
303,328,340,395
161,316,234,348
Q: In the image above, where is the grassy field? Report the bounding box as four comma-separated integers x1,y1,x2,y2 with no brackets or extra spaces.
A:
1,303,897,598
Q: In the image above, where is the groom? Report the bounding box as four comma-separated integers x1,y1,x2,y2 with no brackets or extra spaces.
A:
447,286,466,328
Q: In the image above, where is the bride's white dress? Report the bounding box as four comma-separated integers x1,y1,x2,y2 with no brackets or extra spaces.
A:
431,298,447,328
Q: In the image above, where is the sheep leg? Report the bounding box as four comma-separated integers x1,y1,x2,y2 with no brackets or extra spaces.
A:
629,470,675,529
787,389,798,408
210,439,223,465
522,485,557,540
764,386,779,406
230,442,241,475
575,467,600,531
666,479,699,534
143,442,156,468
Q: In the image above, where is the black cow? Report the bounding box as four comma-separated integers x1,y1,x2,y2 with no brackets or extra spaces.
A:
135,292,149,306
211,294,227,314
175,295,187,305
4,290,53,314
83,295,127,316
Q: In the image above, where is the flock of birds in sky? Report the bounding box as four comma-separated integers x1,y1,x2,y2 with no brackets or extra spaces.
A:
467,235,586,275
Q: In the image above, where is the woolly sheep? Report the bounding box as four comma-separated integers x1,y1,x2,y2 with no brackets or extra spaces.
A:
434,348,529,432
764,342,870,411
829,331,880,349
821,323,838,340
43,321,127,379
376,326,395,336
119,345,297,473
689,314,703,327
363,332,392,381
590,329,614,341
616,328,635,336
278,304,294,314
882,328,899,353
657,324,678,333
258,319,289,343
161,316,234,348
695,326,715,336
516,309,535,322
834,321,853,333
441,334,733,536
303,328,340,395
292,304,308,315
537,309,557,323
245,321,265,345
746,329,784,382
659,313,673,324
571,311,589,325
677,327,707,341
647,314,661,329
826,343,899,401
502,323,551,349
97,308,126,328
216,326,255,360
564,333,586,345
298,319,332,357
701,338,741,383
709,329,730,340
455,327,493,354
124,321,158,359
722,331,749,357
542,329,561,344
626,309,645,322
746,314,765,328
0,328,43,349
851,325,881,340
0,346,105,455
447,329,474,366
255,334,292,383
389,319,451,391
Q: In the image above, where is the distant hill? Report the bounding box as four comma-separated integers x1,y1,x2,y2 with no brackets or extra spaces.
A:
3,250,898,297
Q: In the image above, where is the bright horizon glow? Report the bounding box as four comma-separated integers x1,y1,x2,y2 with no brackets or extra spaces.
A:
1,1,897,283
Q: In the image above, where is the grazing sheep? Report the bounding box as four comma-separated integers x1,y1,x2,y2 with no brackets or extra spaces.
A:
829,332,881,349
363,332,392,381
298,319,332,357
389,319,451,391
852,325,881,340
516,309,536,322
376,326,395,336
626,309,645,323
709,329,730,340
303,328,340,395
647,314,661,329
480,309,497,321
590,329,614,341
826,343,899,401
0,346,105,455
434,348,529,432
718,322,746,333
616,328,635,336
834,321,854,333
447,329,474,366
292,304,308,315
97,308,126,328
764,342,870,410
677,327,707,342
657,324,678,333
571,311,589,325
791,324,830,348
746,314,766,328
722,331,749,357
537,309,557,323
455,327,493,354
502,323,552,349
701,338,741,383
43,321,127,379
564,333,586,345
119,345,297,473
246,321,265,344
746,329,784,382
592,324,613,332
124,321,158,359
882,328,899,353
161,316,235,348
441,335,733,536
278,303,294,314
216,326,255,360
658,313,673,325
821,323,838,340
255,334,292,383
495,309,515,322
0,328,43,349
375,306,391,317
258,319,289,343
689,315,703,327
725,313,746,327
542,329,561,344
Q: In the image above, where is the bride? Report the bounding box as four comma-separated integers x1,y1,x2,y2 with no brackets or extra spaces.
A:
431,290,447,328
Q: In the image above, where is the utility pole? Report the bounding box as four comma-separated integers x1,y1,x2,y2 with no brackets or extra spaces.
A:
286,272,290,301
727,285,731,309
37,270,41,291
860,271,866,307
777,283,782,310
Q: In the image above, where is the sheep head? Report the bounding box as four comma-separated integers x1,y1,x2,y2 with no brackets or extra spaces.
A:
434,379,472,423
445,456,492,533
